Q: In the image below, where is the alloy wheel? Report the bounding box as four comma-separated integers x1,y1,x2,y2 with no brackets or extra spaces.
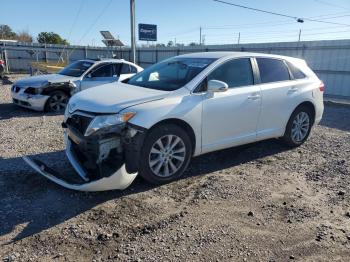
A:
291,111,310,143
148,134,186,177
49,93,68,112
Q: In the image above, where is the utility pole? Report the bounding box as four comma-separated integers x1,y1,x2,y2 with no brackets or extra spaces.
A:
130,0,136,63
298,29,302,42
199,27,202,45
237,32,241,45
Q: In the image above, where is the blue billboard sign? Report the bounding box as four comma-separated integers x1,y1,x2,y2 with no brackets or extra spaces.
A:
138,24,157,41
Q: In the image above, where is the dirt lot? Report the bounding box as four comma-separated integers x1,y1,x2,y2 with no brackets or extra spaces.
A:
0,75,349,262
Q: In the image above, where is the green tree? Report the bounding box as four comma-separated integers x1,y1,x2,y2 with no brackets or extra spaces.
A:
167,40,174,47
0,25,17,40
37,32,69,45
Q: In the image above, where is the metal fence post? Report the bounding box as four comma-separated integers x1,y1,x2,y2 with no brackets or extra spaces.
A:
301,44,306,58
137,49,140,64
44,44,48,63
4,48,9,73
155,49,158,63
84,46,88,59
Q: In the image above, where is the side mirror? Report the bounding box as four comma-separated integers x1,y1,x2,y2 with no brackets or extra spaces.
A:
207,79,228,92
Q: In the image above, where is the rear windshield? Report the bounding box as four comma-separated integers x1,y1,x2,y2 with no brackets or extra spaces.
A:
127,57,217,91
58,61,94,77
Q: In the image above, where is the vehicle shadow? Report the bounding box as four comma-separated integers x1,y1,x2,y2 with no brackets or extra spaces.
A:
319,102,350,132
1,76,13,85
183,139,290,179
0,103,63,120
0,151,155,244
0,139,291,244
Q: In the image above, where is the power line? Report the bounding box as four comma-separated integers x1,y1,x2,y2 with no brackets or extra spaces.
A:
57,0,85,65
203,25,350,37
68,0,113,56
313,0,350,11
203,12,350,30
212,0,350,26
67,0,85,41
212,0,299,20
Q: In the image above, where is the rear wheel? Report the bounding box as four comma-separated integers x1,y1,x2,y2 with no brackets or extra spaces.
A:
138,124,192,184
45,90,69,112
282,105,313,147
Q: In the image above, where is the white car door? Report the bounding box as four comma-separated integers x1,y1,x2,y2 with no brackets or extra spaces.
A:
80,63,118,90
201,58,262,153
118,63,137,81
255,58,298,140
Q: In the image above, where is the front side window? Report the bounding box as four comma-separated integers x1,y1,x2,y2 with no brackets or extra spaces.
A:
58,61,94,77
90,64,114,78
208,58,254,88
257,58,290,83
127,57,216,91
287,61,306,80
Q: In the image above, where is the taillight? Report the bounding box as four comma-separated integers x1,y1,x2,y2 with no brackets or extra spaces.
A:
319,82,325,92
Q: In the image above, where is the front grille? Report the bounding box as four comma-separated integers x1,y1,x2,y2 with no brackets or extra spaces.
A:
67,114,93,135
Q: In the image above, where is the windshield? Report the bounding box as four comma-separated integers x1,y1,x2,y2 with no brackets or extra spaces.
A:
58,61,94,77
127,57,216,91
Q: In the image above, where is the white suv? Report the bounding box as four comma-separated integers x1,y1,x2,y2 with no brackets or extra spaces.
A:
24,52,324,191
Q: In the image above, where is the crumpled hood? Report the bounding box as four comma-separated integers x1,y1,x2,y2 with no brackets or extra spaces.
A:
15,74,75,88
69,82,169,114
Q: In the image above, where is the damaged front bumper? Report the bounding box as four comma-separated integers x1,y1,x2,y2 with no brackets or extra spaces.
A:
23,113,145,191
11,90,49,111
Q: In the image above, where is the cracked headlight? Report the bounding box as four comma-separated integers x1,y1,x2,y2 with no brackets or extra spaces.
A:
84,112,136,136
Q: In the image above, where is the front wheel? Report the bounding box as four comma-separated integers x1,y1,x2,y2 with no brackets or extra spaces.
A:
138,124,192,184
45,90,69,112
282,106,313,147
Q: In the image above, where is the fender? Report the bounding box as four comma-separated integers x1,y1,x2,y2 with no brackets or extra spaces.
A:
41,82,72,96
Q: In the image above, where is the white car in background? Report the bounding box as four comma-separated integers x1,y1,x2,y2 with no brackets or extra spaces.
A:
11,59,143,112
24,52,324,191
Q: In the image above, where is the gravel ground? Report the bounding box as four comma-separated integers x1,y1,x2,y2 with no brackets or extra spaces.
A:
0,74,349,262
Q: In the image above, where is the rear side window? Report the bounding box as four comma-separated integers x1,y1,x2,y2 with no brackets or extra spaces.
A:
208,58,254,88
257,58,290,83
287,61,306,79
130,66,138,73
121,63,131,74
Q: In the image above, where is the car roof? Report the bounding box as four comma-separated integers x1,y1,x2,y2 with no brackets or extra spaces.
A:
77,58,142,69
79,58,125,63
177,51,303,62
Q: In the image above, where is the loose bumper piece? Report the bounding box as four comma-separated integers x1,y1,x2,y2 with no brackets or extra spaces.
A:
22,156,138,191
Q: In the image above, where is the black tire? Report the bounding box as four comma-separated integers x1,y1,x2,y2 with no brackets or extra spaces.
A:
282,105,313,147
138,124,192,184
45,90,69,112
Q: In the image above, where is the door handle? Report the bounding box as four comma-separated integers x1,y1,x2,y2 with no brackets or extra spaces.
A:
288,86,298,93
248,93,261,100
